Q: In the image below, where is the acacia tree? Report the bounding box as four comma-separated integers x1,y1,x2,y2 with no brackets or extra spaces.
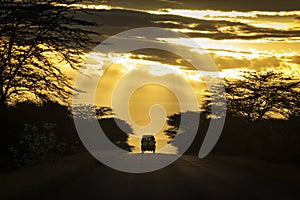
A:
201,70,300,121
72,104,113,120
0,0,97,108
200,82,227,119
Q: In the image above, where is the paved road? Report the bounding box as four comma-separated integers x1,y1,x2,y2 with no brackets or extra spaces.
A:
3,153,300,200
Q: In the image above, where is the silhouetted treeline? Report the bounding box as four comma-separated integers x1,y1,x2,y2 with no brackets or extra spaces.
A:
166,70,300,165
166,112,300,165
99,118,134,152
0,102,133,171
212,116,300,164
0,102,81,170
201,70,300,121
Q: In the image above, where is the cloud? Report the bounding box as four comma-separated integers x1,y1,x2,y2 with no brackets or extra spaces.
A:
290,56,300,64
129,49,193,69
209,54,282,71
95,0,300,12
72,4,299,77
77,9,300,43
127,45,287,72
205,48,253,55
250,56,281,69
210,53,250,69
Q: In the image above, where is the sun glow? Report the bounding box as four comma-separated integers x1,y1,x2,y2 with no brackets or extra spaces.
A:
149,9,257,18
252,23,290,29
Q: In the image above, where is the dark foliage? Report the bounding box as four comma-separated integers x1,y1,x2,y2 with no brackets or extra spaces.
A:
0,1,97,106
166,71,300,164
202,71,300,121
0,101,134,171
0,101,84,170
165,113,300,165
212,115,300,165
72,104,113,120
165,111,211,155
99,118,134,152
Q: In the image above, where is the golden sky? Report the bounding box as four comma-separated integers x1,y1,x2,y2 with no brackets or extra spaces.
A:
69,0,300,152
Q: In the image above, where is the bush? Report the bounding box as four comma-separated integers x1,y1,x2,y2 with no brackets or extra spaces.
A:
9,122,66,165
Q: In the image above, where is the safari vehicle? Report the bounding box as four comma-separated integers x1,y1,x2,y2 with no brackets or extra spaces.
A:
141,135,156,153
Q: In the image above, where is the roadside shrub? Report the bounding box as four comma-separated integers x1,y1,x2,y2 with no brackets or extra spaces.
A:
9,122,66,165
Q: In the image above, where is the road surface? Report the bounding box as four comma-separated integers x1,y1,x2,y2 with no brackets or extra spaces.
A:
1,153,300,200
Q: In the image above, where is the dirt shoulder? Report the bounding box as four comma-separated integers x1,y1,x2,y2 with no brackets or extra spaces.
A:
1,152,299,199
0,152,99,199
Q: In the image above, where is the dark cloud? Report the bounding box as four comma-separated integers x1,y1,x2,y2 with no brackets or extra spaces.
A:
210,54,250,69
128,48,283,72
250,56,281,69
129,48,194,68
277,55,300,65
96,0,300,11
77,9,300,42
210,54,282,70
205,48,253,55
73,7,299,72
291,56,300,64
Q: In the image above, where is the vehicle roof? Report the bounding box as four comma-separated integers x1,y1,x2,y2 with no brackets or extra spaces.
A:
142,135,155,138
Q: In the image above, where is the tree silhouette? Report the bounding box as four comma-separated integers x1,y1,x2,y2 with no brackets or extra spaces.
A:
200,82,227,119
72,104,113,120
165,70,300,161
165,111,214,155
99,118,134,152
202,70,300,121
0,1,97,108
165,112,181,141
